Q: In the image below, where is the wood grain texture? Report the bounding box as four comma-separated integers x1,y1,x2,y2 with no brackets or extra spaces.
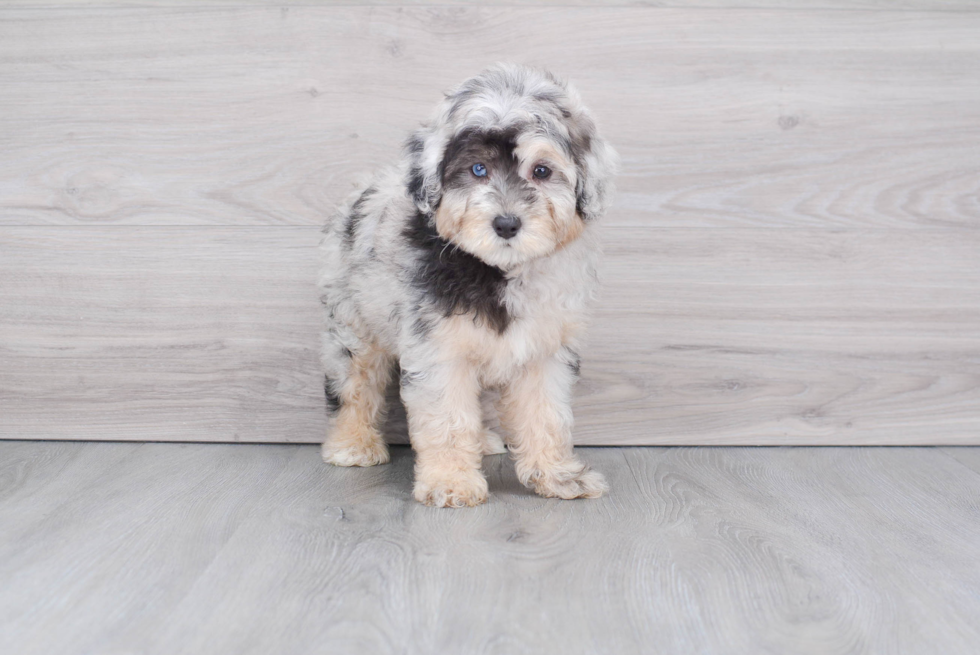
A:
2,226,977,444
1,441,978,654
1,7,979,228
4,1,979,9
0,228,325,443
939,446,980,476
1,5,978,444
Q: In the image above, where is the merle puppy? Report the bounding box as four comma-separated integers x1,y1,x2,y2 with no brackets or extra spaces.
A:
319,64,617,507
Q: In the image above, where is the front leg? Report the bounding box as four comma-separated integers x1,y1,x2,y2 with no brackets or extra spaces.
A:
400,359,488,508
498,352,608,499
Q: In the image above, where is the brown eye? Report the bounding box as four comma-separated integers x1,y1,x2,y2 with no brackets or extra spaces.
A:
532,165,551,180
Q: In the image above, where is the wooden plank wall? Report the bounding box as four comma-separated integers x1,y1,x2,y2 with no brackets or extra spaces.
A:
1,3,978,444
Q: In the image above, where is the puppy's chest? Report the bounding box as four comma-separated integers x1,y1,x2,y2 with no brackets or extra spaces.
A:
437,274,585,382
502,276,577,340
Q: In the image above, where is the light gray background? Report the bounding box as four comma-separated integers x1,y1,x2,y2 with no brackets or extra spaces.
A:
1,1,978,444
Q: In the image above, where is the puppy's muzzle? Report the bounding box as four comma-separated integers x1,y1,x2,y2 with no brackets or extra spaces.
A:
492,214,522,240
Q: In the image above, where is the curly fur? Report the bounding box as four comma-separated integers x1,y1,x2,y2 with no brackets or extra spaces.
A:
319,64,617,507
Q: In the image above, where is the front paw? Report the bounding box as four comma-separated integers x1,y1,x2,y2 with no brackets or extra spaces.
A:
322,433,389,467
414,470,489,508
527,464,608,500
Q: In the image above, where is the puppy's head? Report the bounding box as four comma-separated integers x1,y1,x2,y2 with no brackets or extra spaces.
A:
406,64,617,269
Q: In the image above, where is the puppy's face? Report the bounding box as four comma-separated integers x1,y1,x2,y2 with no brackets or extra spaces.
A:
434,127,582,270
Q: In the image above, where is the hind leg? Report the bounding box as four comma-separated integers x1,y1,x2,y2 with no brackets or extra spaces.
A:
322,341,392,467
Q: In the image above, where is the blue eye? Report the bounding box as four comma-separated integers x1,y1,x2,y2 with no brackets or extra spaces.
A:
472,163,487,177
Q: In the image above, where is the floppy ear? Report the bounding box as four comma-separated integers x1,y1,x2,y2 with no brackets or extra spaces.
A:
568,113,619,223
404,124,447,216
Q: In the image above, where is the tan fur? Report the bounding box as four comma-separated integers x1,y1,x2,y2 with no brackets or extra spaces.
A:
498,357,608,499
433,192,467,242
553,207,586,252
404,359,488,507
319,64,617,507
321,343,392,467
432,314,565,384
516,139,581,251
514,140,576,185
431,135,582,269
403,313,605,505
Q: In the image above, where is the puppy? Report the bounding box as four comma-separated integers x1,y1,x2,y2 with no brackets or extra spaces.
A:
319,64,617,507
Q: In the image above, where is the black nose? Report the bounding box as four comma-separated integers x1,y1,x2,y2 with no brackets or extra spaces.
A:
492,214,522,240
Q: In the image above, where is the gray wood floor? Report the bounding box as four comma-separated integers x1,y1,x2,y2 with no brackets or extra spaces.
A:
2,441,979,654
2,4,978,445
